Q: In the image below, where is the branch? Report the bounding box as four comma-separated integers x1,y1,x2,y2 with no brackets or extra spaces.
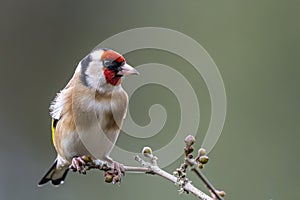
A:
85,154,212,200
134,153,213,200
73,136,225,200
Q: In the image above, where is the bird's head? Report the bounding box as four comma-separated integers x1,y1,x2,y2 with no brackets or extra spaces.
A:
80,48,139,91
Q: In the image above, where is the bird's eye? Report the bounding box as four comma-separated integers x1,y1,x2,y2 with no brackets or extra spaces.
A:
103,59,112,67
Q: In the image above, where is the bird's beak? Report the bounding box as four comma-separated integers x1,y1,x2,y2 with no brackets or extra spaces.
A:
118,63,139,76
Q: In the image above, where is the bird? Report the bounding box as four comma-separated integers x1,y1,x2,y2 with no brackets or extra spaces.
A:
38,48,139,186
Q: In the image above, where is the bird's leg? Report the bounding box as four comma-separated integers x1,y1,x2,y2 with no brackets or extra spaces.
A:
69,155,92,174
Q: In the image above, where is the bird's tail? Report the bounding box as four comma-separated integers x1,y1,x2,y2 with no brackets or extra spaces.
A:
38,159,69,187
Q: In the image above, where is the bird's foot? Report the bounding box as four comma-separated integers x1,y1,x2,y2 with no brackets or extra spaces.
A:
111,161,125,179
69,155,92,174
104,161,125,184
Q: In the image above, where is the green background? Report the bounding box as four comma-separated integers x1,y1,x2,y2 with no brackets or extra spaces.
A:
1,0,299,200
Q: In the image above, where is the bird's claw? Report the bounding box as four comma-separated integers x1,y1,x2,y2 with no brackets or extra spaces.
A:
69,155,92,174
104,161,125,184
112,161,125,179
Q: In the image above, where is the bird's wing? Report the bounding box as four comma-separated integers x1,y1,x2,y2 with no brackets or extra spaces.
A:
51,118,59,146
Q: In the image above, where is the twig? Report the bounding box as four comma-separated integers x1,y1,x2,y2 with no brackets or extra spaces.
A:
186,158,224,200
183,135,225,200
135,155,213,200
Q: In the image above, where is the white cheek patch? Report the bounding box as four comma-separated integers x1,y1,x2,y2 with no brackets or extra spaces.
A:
85,61,106,89
85,62,119,94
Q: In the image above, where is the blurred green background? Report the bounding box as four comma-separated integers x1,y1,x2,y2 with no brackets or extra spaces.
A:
1,0,299,199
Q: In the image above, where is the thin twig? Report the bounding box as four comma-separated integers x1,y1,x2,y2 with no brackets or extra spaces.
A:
186,158,224,200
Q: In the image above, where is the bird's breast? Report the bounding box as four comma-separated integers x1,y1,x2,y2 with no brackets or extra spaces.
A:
74,89,128,134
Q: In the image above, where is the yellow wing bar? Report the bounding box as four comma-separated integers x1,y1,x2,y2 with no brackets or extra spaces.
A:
51,118,59,146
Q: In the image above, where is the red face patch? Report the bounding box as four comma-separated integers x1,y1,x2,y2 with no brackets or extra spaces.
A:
101,50,125,64
101,49,125,86
104,68,122,86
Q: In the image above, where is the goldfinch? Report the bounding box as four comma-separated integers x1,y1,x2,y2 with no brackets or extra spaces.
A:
38,48,139,186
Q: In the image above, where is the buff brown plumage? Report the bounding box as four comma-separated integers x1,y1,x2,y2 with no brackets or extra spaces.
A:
38,48,138,186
